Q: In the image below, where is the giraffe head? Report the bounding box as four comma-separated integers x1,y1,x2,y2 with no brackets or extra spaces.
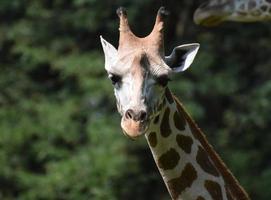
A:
101,7,199,138
193,0,234,26
194,0,271,26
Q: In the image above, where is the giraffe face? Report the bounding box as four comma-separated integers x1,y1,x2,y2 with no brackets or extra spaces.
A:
101,37,199,138
102,46,170,138
100,7,199,138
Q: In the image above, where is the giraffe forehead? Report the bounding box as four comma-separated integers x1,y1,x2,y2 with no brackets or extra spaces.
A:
112,50,170,76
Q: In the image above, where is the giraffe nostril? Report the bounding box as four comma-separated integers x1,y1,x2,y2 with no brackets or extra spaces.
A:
125,109,148,121
138,111,147,121
125,109,134,120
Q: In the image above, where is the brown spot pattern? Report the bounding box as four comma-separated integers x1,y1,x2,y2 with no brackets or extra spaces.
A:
239,3,245,10
176,134,193,154
167,163,197,199
165,88,174,104
261,5,268,12
205,180,223,200
173,111,186,131
148,132,157,148
248,0,257,9
174,97,250,200
160,107,171,137
153,114,160,124
158,148,180,170
196,146,220,177
196,196,205,200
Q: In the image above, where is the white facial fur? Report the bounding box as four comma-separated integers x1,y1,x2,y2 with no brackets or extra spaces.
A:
100,36,199,137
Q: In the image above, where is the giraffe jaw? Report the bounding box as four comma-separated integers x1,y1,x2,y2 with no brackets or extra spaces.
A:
121,117,149,139
193,7,229,26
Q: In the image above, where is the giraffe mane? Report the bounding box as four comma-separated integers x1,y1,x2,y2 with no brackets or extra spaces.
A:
172,95,250,200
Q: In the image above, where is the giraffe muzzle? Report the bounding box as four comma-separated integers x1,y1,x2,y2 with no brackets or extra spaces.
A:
125,109,147,122
121,109,149,138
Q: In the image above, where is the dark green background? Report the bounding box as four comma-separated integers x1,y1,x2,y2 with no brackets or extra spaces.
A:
0,0,271,199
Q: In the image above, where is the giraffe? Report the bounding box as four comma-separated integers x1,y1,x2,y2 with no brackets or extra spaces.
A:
194,0,271,26
100,7,250,200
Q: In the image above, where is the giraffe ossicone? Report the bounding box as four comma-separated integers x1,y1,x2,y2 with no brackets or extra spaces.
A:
101,7,250,200
194,0,271,26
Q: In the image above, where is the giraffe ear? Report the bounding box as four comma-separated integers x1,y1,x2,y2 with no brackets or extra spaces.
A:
100,36,118,71
165,43,200,72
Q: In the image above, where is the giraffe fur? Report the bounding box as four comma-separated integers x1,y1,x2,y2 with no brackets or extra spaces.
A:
100,7,250,200
145,89,249,199
194,0,271,26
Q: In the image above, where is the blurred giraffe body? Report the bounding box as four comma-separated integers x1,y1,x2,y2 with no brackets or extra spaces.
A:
194,0,271,26
101,7,250,200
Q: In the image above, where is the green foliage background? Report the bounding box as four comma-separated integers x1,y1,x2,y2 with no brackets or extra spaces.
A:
0,0,271,199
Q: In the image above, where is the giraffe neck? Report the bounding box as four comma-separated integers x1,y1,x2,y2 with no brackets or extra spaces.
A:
194,0,271,26
229,0,271,21
145,88,249,200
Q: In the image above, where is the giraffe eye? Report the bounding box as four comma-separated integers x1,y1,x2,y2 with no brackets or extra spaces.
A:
156,75,171,87
108,74,122,85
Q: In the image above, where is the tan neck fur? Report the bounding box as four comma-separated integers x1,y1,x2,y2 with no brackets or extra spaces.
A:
145,89,250,199
173,95,250,200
